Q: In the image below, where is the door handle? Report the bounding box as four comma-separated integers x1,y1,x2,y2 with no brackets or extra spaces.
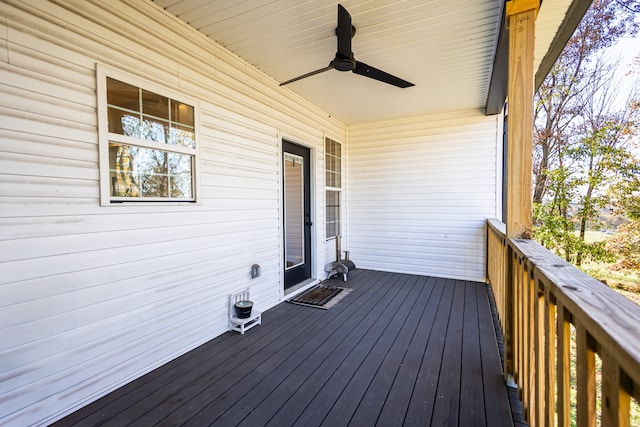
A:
305,214,313,226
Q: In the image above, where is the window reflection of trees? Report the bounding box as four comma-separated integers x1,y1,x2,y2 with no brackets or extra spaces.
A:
113,115,193,198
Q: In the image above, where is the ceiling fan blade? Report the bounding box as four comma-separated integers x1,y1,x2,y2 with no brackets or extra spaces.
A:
353,61,415,88
280,63,334,86
336,4,352,60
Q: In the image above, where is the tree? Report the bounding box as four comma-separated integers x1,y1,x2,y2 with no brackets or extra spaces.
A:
607,173,640,269
533,0,638,205
606,100,640,269
532,0,639,265
615,0,640,13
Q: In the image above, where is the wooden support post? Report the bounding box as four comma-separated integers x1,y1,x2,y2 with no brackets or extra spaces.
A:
505,0,538,239
503,0,538,407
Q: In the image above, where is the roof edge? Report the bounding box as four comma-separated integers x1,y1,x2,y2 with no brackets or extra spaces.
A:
484,0,594,115
534,0,593,89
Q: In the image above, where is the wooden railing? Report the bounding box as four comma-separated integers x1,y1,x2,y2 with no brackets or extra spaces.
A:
486,218,640,427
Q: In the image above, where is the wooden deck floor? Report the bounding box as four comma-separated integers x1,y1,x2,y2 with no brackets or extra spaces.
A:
54,269,514,426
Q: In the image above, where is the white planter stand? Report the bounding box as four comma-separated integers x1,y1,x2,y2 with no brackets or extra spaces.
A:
229,290,261,334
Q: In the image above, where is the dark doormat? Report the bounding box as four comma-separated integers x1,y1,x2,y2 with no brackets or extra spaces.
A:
288,285,353,309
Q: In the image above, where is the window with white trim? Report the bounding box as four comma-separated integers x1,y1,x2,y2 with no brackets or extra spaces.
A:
325,137,342,239
98,69,198,203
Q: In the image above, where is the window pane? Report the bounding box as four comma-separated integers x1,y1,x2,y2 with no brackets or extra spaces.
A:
107,78,139,111
142,89,169,119
107,79,195,148
108,109,141,137
334,156,341,174
325,138,341,188
169,124,196,148
172,101,194,127
109,143,141,197
168,152,194,198
141,116,169,143
109,143,193,199
285,153,305,268
326,190,341,239
327,171,341,188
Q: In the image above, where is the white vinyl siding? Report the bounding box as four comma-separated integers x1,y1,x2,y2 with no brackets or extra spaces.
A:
0,1,343,425
347,111,501,281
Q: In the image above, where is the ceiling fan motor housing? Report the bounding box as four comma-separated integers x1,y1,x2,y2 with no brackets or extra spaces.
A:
334,56,356,71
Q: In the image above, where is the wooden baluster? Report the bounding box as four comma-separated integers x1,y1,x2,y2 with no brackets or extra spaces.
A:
600,348,630,427
526,265,534,423
517,256,526,409
533,277,544,426
576,323,596,427
557,305,571,427
514,252,522,387
545,290,556,427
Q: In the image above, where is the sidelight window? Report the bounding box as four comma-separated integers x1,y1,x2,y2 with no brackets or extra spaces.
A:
325,138,342,239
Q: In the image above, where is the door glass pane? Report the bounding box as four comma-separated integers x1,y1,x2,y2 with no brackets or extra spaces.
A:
284,153,304,270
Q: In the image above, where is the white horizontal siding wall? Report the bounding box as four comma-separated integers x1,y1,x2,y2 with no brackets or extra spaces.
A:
347,111,501,281
0,1,343,425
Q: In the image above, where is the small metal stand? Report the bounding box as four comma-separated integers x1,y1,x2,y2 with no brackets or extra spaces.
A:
324,235,355,281
229,289,261,334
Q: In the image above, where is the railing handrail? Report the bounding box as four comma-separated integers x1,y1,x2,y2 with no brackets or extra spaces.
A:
487,217,506,236
486,218,640,426
508,237,640,386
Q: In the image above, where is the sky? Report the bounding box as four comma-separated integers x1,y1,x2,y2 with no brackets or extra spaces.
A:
603,35,640,105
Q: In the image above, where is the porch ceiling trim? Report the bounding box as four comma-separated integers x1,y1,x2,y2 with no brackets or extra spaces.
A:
484,0,593,116
484,3,508,116
534,0,593,89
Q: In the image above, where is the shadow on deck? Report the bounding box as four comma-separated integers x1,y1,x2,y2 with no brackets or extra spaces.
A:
55,269,517,426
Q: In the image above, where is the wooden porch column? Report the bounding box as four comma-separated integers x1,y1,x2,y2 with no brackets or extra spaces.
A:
505,0,538,239
503,0,539,388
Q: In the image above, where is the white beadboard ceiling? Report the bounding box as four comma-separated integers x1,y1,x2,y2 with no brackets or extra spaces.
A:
152,0,573,125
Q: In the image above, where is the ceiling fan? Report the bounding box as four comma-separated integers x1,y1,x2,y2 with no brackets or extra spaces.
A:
280,4,415,88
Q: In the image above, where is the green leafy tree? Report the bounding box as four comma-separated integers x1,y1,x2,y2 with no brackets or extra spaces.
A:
532,0,639,265
533,0,638,205
607,144,640,269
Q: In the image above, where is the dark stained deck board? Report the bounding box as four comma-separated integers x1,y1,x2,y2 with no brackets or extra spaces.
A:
308,274,422,426
61,298,323,426
346,275,438,426
290,273,418,427
230,272,412,427
459,281,487,426
430,279,465,426
373,276,447,426
477,277,514,427
403,278,456,425
129,306,318,425
54,269,515,427
189,270,402,426
56,301,296,424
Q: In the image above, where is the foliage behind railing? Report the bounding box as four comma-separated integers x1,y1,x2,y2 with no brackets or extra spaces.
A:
486,218,640,427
